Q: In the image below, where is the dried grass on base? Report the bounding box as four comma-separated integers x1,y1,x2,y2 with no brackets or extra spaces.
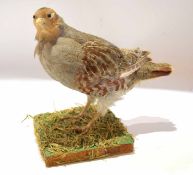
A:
33,106,134,166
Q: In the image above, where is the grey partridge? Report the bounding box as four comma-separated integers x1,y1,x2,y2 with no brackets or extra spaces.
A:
33,7,172,133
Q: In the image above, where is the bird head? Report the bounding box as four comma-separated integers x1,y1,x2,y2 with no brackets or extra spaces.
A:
33,7,64,43
136,62,172,80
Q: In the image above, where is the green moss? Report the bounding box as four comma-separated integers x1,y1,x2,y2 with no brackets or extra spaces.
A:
33,106,134,158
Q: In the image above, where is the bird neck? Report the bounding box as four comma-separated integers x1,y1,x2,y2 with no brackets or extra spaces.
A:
35,28,63,45
35,17,66,45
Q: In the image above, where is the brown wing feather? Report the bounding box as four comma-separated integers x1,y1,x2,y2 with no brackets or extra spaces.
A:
75,40,129,95
76,43,151,96
81,40,129,78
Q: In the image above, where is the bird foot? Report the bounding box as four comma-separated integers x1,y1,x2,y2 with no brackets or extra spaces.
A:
62,113,86,121
72,125,91,134
71,112,101,134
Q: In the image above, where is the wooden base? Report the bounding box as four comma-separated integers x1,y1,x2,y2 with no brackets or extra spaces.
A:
33,107,134,167
45,144,133,167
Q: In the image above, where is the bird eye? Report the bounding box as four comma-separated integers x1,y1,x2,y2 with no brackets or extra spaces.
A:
33,15,36,19
47,12,55,19
47,13,52,18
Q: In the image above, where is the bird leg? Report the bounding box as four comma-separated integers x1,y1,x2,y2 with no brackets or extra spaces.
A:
72,98,108,133
73,112,101,134
77,96,93,118
62,96,93,120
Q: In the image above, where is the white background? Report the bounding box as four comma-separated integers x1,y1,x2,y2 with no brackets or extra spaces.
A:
0,1,193,175
0,0,193,91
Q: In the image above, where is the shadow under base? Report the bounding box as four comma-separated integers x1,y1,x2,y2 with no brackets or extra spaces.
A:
33,106,134,167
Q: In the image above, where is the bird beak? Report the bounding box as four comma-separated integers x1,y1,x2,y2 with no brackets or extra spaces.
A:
35,18,45,26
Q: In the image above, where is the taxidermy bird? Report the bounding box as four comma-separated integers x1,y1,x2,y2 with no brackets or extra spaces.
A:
33,7,172,133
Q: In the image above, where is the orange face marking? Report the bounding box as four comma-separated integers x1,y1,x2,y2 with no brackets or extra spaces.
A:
33,7,63,43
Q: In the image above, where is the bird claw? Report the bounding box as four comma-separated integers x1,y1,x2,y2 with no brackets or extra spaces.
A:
72,125,90,134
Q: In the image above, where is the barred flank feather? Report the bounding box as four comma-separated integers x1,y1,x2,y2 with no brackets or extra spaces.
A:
76,46,151,97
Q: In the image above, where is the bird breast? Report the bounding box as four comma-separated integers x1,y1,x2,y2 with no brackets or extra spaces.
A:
38,44,78,90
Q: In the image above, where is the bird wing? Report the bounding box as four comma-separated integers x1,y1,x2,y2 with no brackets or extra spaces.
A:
80,40,129,79
51,38,130,95
51,38,129,78
74,40,130,96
